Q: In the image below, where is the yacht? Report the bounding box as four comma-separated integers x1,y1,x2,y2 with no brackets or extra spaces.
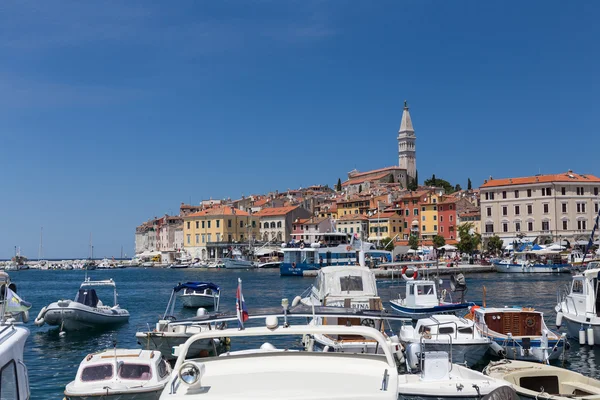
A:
176,282,221,309
223,248,254,269
494,250,570,273
555,261,600,345
472,306,565,363
280,232,392,276
35,277,129,331
400,314,492,367
64,348,171,400
159,315,510,399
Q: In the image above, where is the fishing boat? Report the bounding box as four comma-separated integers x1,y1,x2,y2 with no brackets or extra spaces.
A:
64,348,171,400
176,282,221,309
484,359,600,400
400,314,492,367
223,248,254,269
493,250,570,273
160,315,511,400
389,272,475,319
296,265,401,354
472,306,566,363
34,278,130,331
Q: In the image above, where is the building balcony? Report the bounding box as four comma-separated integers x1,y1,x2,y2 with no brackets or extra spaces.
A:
482,232,494,237
540,230,551,235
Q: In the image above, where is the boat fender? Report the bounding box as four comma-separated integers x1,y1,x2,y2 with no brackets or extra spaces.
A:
489,341,505,357
21,310,29,323
34,306,47,326
555,312,563,328
579,327,586,345
224,337,231,346
57,299,71,307
587,327,595,346
291,296,302,308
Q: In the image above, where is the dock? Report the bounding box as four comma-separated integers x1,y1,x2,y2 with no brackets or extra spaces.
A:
302,263,495,277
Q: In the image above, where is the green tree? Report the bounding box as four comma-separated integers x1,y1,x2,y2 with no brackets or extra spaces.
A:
430,174,437,186
379,237,395,250
336,178,342,192
388,174,395,183
432,235,446,249
455,184,462,192
456,222,482,254
358,184,363,193
467,178,472,190
424,175,455,194
408,234,419,250
415,170,419,186
487,235,503,256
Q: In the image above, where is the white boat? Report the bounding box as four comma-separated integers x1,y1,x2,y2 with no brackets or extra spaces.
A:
97,258,117,269
298,265,399,354
493,250,570,273
0,271,32,323
472,306,566,363
256,260,281,269
159,315,510,400
555,261,600,345
176,282,220,309
484,359,600,400
35,278,130,331
223,248,254,269
400,314,492,367
389,273,475,319
64,348,171,400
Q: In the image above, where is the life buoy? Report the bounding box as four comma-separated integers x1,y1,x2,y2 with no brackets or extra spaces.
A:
300,243,305,249
401,266,419,281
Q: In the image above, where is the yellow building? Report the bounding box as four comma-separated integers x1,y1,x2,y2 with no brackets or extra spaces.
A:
367,210,404,242
183,206,259,260
420,192,440,240
337,197,370,216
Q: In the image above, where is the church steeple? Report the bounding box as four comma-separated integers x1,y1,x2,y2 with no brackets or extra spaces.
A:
398,100,416,184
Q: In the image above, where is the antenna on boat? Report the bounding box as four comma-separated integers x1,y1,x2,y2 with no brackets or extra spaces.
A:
113,339,119,375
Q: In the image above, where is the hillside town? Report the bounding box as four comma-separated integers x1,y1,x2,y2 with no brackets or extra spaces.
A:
135,102,600,264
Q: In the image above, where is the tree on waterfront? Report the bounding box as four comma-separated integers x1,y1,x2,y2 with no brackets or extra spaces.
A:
359,184,363,193
467,178,472,190
487,235,503,256
408,234,419,250
456,222,481,255
336,178,342,191
379,236,394,250
432,235,446,249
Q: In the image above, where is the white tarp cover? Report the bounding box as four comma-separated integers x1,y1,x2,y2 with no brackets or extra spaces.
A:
316,266,378,299
440,244,457,250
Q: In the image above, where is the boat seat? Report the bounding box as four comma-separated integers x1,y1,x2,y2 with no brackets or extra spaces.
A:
560,382,600,396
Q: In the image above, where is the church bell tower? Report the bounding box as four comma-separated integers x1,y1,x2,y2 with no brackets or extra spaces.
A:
398,100,416,182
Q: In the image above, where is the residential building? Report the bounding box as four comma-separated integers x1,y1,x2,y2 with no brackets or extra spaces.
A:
182,206,259,260
419,192,440,240
368,210,404,243
336,214,369,240
479,170,600,245
292,217,335,242
457,211,481,235
255,206,311,243
336,196,371,216
158,215,184,252
437,197,458,242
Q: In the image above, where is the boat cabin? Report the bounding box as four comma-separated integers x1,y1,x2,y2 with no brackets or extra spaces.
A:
564,265,600,317
307,266,380,309
403,280,439,308
0,324,29,400
476,308,544,337
415,315,476,339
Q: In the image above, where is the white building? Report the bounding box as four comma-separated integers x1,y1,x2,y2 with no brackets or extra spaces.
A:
398,100,416,183
256,206,312,243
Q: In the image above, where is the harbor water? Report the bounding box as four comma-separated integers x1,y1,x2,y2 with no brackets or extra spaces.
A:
13,268,600,398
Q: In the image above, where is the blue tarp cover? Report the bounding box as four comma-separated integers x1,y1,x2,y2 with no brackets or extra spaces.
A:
173,282,220,293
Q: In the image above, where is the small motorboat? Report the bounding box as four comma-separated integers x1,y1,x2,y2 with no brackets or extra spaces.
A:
472,306,566,363
400,314,492,367
389,273,475,319
484,359,600,399
223,248,255,269
64,348,171,400
35,278,129,331
176,282,221,309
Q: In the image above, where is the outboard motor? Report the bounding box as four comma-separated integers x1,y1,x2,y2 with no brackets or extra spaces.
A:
405,343,421,371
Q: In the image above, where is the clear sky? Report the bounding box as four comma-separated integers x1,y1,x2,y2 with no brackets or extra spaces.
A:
1,1,598,259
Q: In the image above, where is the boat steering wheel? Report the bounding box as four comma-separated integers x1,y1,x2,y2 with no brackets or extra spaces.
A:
164,315,177,321
361,319,376,328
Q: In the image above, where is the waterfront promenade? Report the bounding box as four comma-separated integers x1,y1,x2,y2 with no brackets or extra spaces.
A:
302,263,495,277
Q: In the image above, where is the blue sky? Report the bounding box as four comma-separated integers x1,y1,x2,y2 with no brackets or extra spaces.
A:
1,1,598,259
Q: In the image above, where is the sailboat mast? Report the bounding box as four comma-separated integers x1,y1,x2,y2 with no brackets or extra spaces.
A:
39,226,43,260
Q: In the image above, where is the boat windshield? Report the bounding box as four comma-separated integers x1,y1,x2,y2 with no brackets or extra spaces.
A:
74,289,99,307
119,364,152,380
417,284,435,295
339,276,363,292
81,364,113,382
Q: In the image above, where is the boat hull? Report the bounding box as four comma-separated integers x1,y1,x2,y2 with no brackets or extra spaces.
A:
389,301,473,319
224,259,254,269
178,294,217,308
488,337,564,362
404,342,490,367
562,314,600,344
493,262,571,273
43,301,129,331
65,385,164,400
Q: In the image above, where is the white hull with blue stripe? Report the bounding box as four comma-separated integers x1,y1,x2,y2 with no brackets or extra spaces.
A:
494,262,570,273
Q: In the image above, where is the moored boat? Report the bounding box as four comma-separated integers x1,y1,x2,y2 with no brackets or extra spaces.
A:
176,282,220,309
494,250,570,273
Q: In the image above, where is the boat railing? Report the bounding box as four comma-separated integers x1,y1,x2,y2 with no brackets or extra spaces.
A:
420,332,453,374
557,284,578,316
426,316,461,340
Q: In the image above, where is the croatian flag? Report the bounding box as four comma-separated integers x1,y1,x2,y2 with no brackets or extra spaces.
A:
236,278,249,329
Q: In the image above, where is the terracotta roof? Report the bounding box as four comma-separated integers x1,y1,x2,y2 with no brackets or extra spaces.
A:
337,214,369,221
348,166,404,179
368,211,399,219
400,190,431,200
439,196,458,204
254,206,299,217
185,206,250,218
342,172,391,187
253,198,270,207
480,171,600,188
459,211,481,217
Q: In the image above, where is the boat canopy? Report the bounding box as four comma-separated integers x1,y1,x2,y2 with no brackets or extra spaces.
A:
80,278,116,288
173,282,220,293
314,266,378,299
75,288,99,307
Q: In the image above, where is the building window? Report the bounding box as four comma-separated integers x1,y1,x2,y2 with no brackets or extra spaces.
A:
195,221,199,229
490,192,495,200
514,190,519,198
527,189,532,197
216,220,220,228
207,221,211,228
195,234,199,244
502,223,508,232
596,203,599,213
228,219,232,228
543,204,549,213
187,222,190,229
228,234,232,242
422,216,426,221
542,221,550,231
578,220,587,230
414,209,418,216
216,233,221,241
433,215,437,221
433,225,437,231
527,205,533,214
202,234,205,243
422,225,426,231
207,234,212,242
502,206,508,216
404,222,408,228
277,221,282,228
421,206,425,212
502,191,507,199
515,222,521,232
252,221,256,228
202,221,205,229
595,188,599,196
440,226,444,232
563,220,568,230
561,187,566,195
450,205,453,210
528,222,533,231
186,234,190,244
515,205,520,215
485,224,494,233
240,221,244,228
485,192,488,200
487,207,492,217
440,215,444,222
450,215,453,222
